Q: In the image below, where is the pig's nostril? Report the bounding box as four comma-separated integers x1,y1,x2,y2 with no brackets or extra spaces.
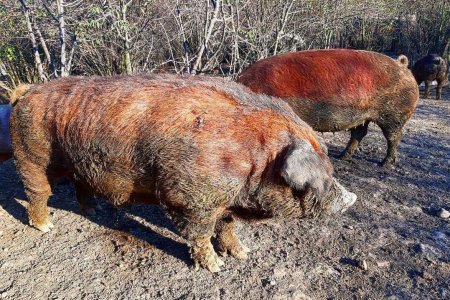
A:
347,193,357,206
340,192,357,213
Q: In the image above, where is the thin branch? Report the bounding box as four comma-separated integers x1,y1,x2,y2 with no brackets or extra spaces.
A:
19,0,47,82
191,0,221,74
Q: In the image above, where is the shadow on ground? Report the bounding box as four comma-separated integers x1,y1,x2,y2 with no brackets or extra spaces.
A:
0,160,190,265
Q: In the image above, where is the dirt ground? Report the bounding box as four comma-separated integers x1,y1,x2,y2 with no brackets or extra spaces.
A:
0,86,449,300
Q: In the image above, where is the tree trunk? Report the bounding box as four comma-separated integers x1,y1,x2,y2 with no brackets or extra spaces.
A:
273,0,294,56
57,0,68,77
19,0,47,82
123,35,132,75
33,23,56,77
121,0,133,75
66,34,77,74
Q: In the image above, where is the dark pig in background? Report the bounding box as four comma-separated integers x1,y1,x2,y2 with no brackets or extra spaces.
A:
10,75,356,272
412,54,448,100
0,104,12,163
237,49,419,166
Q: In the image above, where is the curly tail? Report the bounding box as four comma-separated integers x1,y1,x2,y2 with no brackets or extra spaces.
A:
397,54,409,67
9,84,33,105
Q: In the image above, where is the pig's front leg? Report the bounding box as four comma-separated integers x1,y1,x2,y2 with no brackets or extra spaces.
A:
74,181,97,216
169,210,225,272
190,235,225,272
216,214,250,260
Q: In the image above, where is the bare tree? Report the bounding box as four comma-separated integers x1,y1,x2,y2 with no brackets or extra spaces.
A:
191,0,221,74
0,0,448,85
56,0,68,76
18,0,47,82
273,0,295,55
118,0,133,75
33,22,52,72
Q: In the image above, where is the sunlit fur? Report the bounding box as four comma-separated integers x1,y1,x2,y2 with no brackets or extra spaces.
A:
10,75,355,271
237,49,420,165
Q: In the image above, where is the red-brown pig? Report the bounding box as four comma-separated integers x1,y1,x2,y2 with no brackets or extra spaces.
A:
10,75,357,272
237,49,419,166
412,54,448,100
0,104,12,163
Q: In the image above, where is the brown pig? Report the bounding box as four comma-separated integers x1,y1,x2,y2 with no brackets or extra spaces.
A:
10,75,356,272
237,49,419,166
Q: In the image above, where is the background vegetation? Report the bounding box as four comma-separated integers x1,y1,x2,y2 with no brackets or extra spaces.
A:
0,0,449,92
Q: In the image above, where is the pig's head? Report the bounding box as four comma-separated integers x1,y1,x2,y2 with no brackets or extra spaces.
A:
279,139,356,217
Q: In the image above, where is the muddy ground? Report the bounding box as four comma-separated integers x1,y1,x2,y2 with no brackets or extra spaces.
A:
0,86,449,300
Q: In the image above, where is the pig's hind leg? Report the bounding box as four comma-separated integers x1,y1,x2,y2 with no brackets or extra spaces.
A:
340,123,369,161
216,214,250,260
18,162,54,232
379,123,403,166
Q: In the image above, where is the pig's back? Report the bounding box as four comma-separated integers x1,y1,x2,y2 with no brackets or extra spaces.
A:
237,49,406,109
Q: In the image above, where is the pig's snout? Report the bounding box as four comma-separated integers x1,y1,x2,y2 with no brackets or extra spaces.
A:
330,179,357,214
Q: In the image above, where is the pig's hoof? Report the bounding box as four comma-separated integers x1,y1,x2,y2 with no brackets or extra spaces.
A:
338,152,352,161
380,158,396,168
219,241,250,260
30,219,54,233
193,251,225,273
191,239,225,272
231,243,250,260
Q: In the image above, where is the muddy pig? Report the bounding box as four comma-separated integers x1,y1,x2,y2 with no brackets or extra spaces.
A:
0,104,12,163
237,49,419,166
412,54,448,100
10,75,356,272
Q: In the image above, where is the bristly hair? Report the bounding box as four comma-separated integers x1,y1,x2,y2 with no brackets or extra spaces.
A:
9,84,34,105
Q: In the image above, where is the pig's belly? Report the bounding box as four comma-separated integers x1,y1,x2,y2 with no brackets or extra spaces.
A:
300,105,373,132
83,171,159,206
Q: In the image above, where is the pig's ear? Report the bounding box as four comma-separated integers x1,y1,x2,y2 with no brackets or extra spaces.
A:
281,140,332,199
